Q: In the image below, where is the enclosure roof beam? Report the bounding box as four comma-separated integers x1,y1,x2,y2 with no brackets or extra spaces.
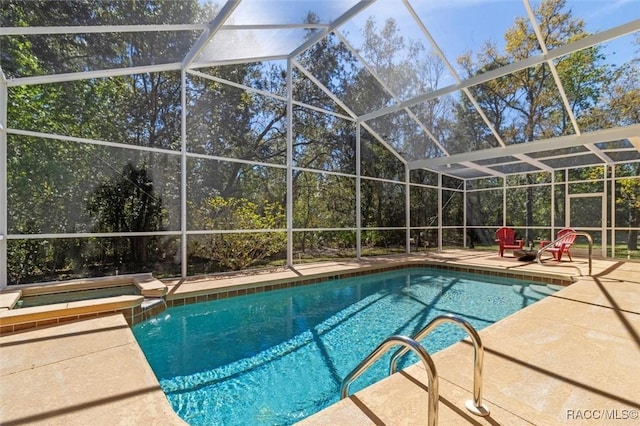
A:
359,122,408,165
409,124,640,170
181,0,241,70
292,59,358,120
524,0,580,137
523,0,613,167
6,63,181,87
190,55,290,69
358,19,640,123
0,24,206,35
403,0,506,149
187,70,287,101
513,154,554,173
293,57,411,163
188,69,355,121
0,23,327,36
585,143,614,164
287,1,374,59
459,161,505,178
7,128,179,156
334,31,449,156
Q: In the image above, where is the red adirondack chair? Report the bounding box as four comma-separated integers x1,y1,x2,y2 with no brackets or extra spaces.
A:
542,228,576,261
495,227,524,257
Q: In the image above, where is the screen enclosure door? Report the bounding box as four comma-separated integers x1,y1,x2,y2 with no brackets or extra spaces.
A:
567,194,606,257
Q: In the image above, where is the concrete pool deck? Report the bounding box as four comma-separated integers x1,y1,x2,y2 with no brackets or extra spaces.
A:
1,250,639,425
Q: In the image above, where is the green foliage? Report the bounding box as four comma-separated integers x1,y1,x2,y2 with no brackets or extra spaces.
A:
293,172,355,230
3,0,639,282
293,231,356,262
361,230,406,253
442,190,464,227
190,197,286,270
87,163,168,269
616,167,640,250
88,163,166,233
361,180,406,228
467,189,503,229
7,237,47,285
617,179,640,212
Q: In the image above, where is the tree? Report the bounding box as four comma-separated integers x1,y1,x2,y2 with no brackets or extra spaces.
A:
3,0,202,282
189,197,286,270
616,164,640,251
567,35,640,251
88,163,167,267
458,0,609,242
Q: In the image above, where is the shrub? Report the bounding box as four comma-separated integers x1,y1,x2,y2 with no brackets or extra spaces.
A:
190,196,286,270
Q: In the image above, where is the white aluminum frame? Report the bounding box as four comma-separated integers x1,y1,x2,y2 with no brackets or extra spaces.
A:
1,0,639,286
0,67,7,287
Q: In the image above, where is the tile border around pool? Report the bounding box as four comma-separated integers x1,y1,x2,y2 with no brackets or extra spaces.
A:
0,258,575,333
0,298,145,335
164,262,574,309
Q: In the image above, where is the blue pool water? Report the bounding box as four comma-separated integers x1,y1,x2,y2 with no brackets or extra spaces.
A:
133,268,557,425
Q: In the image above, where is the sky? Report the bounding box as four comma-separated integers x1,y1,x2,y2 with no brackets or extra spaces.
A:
194,0,639,93
349,0,639,67
211,0,638,71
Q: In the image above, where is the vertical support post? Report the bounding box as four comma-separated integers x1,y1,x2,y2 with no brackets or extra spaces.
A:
463,179,468,248
438,173,443,252
0,69,7,288
502,177,507,227
611,164,616,258
564,169,569,233
405,165,411,253
286,59,294,268
550,171,555,242
602,165,608,258
180,70,188,279
356,123,361,259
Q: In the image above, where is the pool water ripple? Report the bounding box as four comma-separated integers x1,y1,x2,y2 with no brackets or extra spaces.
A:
133,268,556,425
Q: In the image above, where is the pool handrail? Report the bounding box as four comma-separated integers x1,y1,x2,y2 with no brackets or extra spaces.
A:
389,314,490,417
340,335,439,426
536,231,593,276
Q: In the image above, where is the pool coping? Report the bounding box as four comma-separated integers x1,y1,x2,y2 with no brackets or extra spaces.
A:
0,313,187,425
163,257,575,308
298,255,640,425
1,250,637,425
0,254,577,335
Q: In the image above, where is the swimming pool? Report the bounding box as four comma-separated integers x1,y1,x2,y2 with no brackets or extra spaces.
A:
133,267,558,425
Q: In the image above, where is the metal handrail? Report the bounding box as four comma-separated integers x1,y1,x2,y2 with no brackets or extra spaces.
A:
389,314,490,417
536,231,593,276
340,335,439,426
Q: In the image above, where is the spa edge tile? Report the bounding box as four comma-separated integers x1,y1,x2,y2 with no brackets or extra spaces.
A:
0,325,14,335
13,321,38,332
35,318,60,328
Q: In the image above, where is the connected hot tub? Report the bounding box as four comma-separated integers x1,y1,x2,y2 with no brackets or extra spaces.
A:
0,274,168,333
